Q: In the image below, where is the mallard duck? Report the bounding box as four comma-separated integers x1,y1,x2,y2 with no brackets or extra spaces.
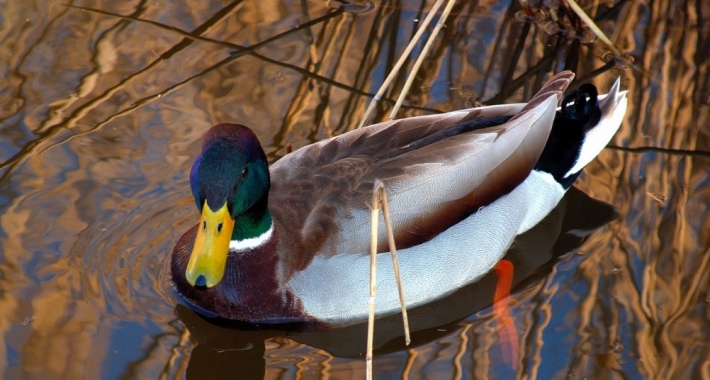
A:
171,71,627,326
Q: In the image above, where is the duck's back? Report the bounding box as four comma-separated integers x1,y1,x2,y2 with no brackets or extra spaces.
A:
268,72,574,272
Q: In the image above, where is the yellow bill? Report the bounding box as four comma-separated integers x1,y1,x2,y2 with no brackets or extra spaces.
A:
186,201,234,288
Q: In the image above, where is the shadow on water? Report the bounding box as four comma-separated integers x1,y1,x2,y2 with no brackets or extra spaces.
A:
1,0,710,378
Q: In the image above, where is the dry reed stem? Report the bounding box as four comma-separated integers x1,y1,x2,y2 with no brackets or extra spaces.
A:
389,0,457,120
367,179,411,380
379,182,411,346
367,185,378,380
356,0,445,129
564,0,622,57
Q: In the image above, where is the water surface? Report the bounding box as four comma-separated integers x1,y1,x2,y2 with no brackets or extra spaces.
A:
1,0,709,378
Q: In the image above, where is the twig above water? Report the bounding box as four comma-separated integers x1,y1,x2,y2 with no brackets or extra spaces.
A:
388,0,457,121
367,180,410,380
356,0,447,129
607,145,710,158
563,0,622,58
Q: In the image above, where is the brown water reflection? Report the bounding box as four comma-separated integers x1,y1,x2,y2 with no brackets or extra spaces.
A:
0,0,708,379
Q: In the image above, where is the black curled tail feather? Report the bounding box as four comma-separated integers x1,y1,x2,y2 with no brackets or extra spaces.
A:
560,84,602,131
534,83,602,189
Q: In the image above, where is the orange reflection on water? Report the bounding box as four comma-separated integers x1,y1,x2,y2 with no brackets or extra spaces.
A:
0,0,709,379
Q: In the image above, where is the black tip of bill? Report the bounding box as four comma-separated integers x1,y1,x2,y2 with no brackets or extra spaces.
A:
195,274,208,289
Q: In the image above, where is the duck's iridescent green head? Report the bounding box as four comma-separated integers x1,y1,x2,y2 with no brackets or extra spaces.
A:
185,123,270,288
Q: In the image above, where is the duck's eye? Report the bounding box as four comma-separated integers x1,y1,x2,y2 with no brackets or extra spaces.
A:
217,222,223,234
241,166,248,178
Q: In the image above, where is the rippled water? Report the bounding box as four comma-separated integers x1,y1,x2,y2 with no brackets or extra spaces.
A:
1,0,709,379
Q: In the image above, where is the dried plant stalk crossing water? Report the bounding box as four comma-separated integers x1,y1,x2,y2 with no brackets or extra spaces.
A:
0,0,709,379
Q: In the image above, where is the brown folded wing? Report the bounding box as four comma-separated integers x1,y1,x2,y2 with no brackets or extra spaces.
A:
268,72,575,275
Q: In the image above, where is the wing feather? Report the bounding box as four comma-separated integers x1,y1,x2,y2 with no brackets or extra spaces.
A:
269,71,574,272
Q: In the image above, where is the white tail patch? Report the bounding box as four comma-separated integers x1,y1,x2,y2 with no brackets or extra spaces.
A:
564,77,628,178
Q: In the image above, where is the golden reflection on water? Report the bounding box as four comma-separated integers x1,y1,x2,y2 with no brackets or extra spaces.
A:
0,0,709,379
